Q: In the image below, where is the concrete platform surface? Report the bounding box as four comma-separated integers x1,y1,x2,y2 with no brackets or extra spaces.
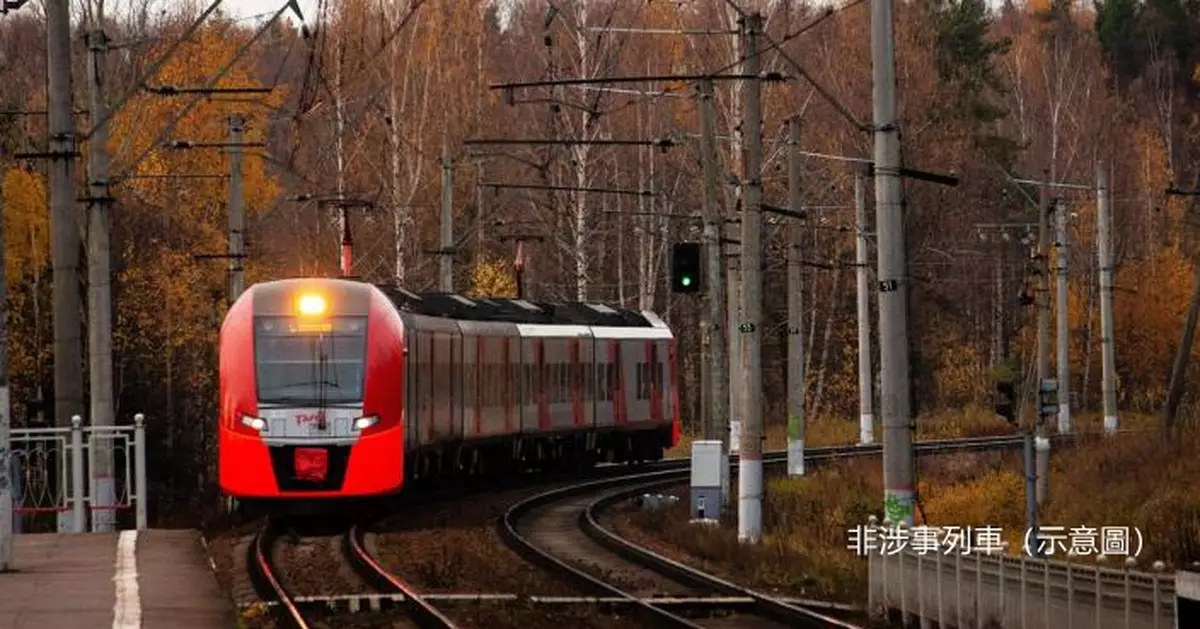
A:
0,529,235,629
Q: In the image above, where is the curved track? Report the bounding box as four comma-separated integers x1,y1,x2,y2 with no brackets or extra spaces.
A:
499,432,1108,629
502,466,856,629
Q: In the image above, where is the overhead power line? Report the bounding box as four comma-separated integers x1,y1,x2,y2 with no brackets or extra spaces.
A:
480,182,657,197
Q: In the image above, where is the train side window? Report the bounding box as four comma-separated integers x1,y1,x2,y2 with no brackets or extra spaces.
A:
597,361,607,402
576,357,585,398
550,362,558,404
634,362,642,400
641,362,649,400
522,363,530,404
584,362,593,400
494,361,502,406
607,360,615,402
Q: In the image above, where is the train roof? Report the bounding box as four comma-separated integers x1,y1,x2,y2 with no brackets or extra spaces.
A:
373,285,664,328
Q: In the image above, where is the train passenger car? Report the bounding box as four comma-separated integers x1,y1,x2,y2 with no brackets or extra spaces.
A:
218,278,679,510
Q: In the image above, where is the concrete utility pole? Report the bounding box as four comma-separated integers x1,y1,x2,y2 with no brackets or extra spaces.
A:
736,12,765,543
727,252,741,455
85,23,116,533
227,114,246,301
1054,198,1071,434
1035,173,1052,505
0,183,11,570
854,169,874,445
1097,163,1118,434
992,249,1004,367
697,78,728,448
786,117,805,477
440,147,454,292
46,0,84,533
870,0,915,526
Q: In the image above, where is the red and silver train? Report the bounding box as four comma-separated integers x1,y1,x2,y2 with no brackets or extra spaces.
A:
218,277,679,509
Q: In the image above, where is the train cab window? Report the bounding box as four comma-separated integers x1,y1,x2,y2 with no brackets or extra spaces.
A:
254,316,367,405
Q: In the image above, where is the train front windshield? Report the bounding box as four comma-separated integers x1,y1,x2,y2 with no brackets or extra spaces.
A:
253,316,368,405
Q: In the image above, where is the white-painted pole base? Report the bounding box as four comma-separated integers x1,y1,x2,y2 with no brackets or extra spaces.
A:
737,457,763,543
91,477,116,533
1035,436,1051,504
1104,415,1117,434
1057,406,1071,435
787,438,804,476
859,413,874,445
721,451,730,505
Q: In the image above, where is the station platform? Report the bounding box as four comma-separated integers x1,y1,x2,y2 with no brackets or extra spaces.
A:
0,529,235,629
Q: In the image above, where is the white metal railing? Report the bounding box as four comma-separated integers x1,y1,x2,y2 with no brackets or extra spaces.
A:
9,413,147,533
863,520,1177,629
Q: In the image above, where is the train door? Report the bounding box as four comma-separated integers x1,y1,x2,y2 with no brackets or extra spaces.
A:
593,339,613,429
647,341,663,423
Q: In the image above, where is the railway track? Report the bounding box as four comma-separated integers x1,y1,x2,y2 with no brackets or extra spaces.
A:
233,430,1118,628
497,431,1110,629
248,517,461,629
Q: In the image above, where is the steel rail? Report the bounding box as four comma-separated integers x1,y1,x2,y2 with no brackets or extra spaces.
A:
248,521,312,629
346,522,463,628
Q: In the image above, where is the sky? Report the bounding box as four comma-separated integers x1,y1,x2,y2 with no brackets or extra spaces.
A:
217,0,321,28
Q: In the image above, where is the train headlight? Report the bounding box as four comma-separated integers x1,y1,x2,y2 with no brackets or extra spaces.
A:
353,415,379,431
240,414,267,432
296,292,327,316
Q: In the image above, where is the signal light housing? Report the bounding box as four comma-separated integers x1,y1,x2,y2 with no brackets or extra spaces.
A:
671,242,702,293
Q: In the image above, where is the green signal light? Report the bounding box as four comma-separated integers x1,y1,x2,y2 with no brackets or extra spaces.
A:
681,276,692,286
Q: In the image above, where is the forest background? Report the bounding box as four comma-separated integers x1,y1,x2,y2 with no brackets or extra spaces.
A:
1,0,1198,524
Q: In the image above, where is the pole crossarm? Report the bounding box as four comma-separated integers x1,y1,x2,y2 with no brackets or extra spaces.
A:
120,173,229,180
499,233,546,241
295,195,375,209
166,140,267,149
81,0,228,140
193,253,249,260
479,182,657,196
1167,187,1200,197
490,72,788,92
109,0,296,181
1008,176,1091,191
583,26,738,35
798,150,959,186
864,163,959,187
464,137,676,149
145,85,274,95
